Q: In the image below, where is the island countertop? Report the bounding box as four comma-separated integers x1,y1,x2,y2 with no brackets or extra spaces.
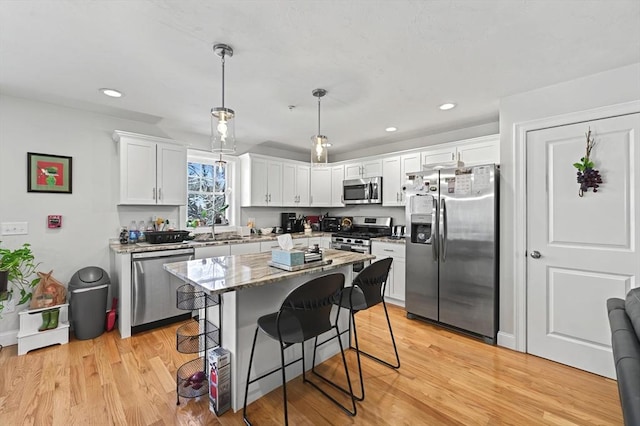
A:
163,248,375,295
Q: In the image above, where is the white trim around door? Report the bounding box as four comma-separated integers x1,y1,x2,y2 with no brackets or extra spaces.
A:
512,100,640,352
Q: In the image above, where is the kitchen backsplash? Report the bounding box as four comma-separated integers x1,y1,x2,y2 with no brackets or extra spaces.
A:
117,205,181,234
240,205,406,229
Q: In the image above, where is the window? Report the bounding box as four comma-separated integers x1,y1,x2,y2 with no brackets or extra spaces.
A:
187,151,235,228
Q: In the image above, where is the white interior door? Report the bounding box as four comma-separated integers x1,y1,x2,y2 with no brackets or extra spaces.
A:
526,112,640,378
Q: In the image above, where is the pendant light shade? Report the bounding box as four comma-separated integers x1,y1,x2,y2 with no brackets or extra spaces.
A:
311,88,328,166
211,43,236,155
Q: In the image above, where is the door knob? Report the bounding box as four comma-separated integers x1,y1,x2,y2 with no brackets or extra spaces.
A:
530,250,542,259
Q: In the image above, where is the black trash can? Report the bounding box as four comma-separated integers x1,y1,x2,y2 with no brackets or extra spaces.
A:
69,266,110,340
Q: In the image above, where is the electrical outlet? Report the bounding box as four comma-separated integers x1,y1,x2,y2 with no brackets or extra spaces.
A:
1,222,28,235
4,298,16,313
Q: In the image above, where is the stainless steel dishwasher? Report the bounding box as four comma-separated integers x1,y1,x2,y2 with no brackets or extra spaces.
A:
131,247,195,332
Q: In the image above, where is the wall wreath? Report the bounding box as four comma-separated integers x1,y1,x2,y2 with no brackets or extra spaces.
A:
573,127,602,197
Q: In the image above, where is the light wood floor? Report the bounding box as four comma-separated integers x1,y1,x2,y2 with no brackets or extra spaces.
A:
0,303,623,425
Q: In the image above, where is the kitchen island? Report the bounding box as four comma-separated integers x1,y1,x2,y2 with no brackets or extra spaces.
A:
163,248,375,412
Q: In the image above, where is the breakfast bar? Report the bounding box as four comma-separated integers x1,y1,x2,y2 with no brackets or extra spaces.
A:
163,248,375,412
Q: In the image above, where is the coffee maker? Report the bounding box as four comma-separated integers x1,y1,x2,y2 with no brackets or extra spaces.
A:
281,212,296,233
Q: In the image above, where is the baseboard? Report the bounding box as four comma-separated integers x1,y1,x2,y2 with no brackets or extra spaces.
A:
0,329,18,348
497,331,518,350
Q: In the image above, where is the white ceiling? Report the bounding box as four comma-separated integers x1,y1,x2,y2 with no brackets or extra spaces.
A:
1,1,639,156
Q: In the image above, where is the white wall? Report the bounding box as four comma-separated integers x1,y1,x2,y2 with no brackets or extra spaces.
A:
498,63,640,346
0,94,185,339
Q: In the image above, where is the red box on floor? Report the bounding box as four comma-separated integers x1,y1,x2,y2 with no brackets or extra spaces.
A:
208,347,231,416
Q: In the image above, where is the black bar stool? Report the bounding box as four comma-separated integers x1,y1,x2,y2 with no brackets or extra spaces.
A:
313,257,400,401
242,273,357,425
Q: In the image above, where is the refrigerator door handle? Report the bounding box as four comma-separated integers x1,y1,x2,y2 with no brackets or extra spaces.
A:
441,198,448,262
432,196,439,261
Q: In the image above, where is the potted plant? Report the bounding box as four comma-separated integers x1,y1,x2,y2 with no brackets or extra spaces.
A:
0,242,41,315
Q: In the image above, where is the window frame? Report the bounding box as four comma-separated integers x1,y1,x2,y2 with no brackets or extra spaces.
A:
186,149,238,233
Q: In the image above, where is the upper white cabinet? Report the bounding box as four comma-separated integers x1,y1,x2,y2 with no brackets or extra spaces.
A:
310,167,332,207
113,131,186,205
420,135,499,168
310,165,344,207
282,162,310,207
382,153,420,206
240,154,283,207
331,165,345,207
420,146,457,167
457,137,500,165
344,159,383,179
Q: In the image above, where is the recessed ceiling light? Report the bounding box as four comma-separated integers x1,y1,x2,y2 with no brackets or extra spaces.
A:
100,88,123,98
439,103,456,110
385,127,397,132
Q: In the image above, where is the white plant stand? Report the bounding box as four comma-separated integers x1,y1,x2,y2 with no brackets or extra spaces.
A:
17,303,69,355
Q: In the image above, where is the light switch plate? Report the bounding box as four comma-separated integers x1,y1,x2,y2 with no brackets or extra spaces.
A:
1,222,29,235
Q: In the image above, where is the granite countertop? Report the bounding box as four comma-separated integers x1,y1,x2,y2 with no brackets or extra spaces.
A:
109,231,332,254
372,236,406,244
163,248,375,295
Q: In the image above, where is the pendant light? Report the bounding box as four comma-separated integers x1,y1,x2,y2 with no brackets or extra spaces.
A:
311,88,329,166
211,43,236,157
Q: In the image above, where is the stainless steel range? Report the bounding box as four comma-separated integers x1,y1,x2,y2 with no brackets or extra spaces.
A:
331,216,392,272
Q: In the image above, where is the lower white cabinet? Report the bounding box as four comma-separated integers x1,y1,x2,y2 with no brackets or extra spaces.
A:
308,236,331,249
371,241,405,305
231,242,261,255
195,245,230,259
260,238,308,253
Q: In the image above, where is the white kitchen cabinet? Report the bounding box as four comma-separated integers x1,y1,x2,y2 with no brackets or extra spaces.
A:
231,242,261,255
310,165,345,207
420,135,499,168
310,167,332,207
382,153,420,206
420,145,457,168
195,245,230,259
331,165,345,207
283,163,310,207
457,137,499,165
343,159,383,179
371,241,405,306
308,236,331,249
240,154,283,207
260,238,308,253
113,131,186,205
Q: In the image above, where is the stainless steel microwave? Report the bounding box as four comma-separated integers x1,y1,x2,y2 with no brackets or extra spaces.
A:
343,177,382,204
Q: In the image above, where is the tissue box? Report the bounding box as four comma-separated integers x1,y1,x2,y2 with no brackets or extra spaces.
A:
209,347,231,416
271,249,305,266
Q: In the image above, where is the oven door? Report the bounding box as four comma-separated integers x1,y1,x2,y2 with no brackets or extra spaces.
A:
331,242,370,273
343,178,370,205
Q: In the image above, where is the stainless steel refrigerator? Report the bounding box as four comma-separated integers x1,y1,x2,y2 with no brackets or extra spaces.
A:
404,163,498,343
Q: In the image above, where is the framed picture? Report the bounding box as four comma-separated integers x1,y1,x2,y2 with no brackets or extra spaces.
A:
27,152,73,194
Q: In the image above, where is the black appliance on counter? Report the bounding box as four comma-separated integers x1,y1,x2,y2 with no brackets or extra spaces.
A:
281,212,296,233
330,216,392,272
281,212,305,233
321,216,341,232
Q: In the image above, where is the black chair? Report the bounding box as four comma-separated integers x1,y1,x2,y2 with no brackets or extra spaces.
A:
313,257,400,401
242,273,357,425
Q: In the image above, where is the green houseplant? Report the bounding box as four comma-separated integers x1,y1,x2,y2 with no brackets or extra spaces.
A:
0,242,41,315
